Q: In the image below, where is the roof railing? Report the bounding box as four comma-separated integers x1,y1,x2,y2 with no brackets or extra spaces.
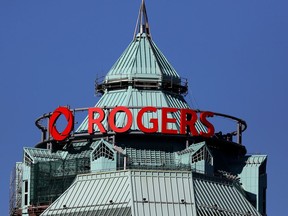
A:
35,106,247,147
95,76,188,95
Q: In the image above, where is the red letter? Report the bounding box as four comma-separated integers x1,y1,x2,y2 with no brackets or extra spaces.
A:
180,109,199,136
49,106,74,141
200,111,215,137
161,107,178,134
108,106,132,133
88,108,106,133
137,107,158,133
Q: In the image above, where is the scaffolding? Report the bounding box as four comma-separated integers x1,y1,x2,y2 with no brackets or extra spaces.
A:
9,162,23,216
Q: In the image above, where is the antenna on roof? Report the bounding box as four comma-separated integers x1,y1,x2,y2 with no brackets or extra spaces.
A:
133,0,151,39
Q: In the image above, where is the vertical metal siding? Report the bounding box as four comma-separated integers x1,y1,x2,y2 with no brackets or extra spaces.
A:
77,89,208,134
105,34,180,81
130,171,196,216
41,171,132,216
40,170,261,216
193,178,261,216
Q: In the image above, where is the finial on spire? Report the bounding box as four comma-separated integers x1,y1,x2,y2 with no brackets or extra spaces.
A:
133,0,151,39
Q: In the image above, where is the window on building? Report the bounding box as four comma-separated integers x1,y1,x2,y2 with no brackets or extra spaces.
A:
93,142,114,161
24,181,28,193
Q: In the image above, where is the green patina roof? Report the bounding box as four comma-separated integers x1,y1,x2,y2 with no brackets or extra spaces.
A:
245,155,267,164
105,33,181,83
104,0,180,84
41,171,132,216
79,0,203,134
16,2,266,216
24,142,98,163
40,170,260,216
193,176,261,215
77,88,207,133
24,147,66,162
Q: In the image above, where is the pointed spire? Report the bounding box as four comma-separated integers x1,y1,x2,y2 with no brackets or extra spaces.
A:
97,0,188,95
133,0,151,39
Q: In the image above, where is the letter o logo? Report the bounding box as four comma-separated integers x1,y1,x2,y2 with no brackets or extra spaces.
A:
49,107,74,141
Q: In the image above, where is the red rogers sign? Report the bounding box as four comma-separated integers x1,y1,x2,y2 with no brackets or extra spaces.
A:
49,106,215,141
49,107,74,141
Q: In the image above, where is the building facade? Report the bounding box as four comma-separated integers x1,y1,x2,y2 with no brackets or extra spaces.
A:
10,1,267,216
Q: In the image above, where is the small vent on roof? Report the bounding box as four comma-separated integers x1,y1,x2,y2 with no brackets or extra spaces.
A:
181,199,186,204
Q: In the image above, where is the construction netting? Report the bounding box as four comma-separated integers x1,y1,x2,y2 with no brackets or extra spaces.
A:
30,158,90,205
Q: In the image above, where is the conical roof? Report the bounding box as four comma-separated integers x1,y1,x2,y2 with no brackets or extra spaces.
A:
96,0,187,95
78,88,206,133
104,33,181,83
105,0,180,83
81,1,206,133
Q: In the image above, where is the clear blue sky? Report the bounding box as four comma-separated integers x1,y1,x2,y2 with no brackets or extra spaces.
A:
0,0,287,214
